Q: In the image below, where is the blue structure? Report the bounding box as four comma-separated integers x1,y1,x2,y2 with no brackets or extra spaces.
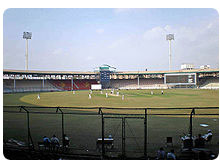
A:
97,64,116,89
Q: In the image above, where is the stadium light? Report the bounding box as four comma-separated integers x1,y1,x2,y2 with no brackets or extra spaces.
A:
166,34,174,71
23,32,32,70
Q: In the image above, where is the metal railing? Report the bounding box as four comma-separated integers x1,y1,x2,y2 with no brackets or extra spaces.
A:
3,106,219,159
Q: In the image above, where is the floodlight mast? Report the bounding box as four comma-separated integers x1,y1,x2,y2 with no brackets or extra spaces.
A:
166,34,174,71
23,32,32,70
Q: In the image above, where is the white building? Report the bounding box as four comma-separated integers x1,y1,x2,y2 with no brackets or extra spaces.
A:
181,64,194,70
200,65,210,69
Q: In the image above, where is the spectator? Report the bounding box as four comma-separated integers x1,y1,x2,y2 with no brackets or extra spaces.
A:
43,136,51,143
195,134,205,148
167,149,176,160
51,135,60,151
63,134,70,148
156,147,166,160
202,130,212,141
37,93,40,99
43,136,51,150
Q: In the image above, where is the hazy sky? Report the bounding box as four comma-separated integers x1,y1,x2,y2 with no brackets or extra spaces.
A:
3,8,219,71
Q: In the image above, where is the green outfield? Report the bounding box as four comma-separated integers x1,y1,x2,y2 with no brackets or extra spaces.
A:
4,89,219,107
3,89,219,158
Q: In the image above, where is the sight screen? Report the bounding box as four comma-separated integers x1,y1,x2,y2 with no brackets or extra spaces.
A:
165,74,196,84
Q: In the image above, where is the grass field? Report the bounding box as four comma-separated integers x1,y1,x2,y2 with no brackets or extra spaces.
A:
3,89,219,158
4,89,219,108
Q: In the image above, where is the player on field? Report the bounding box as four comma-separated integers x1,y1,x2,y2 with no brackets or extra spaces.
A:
122,95,124,100
37,93,40,99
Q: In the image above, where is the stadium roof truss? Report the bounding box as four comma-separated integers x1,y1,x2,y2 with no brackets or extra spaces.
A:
3,69,219,80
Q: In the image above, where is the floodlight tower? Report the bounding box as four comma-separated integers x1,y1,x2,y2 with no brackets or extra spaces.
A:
166,34,174,71
23,32,32,70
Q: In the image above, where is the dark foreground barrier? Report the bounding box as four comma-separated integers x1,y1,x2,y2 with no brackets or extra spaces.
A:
3,106,219,160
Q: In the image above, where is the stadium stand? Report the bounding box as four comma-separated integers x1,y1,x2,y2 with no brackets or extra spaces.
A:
3,79,59,93
3,79,99,93
3,68,219,92
50,79,98,90
198,77,219,89
110,78,168,89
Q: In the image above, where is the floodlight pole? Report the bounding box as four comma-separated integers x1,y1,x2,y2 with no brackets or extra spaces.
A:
25,39,29,70
168,40,171,71
166,34,174,71
23,32,32,71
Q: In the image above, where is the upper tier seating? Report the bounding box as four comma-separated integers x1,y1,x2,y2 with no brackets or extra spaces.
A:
110,78,167,89
198,77,219,89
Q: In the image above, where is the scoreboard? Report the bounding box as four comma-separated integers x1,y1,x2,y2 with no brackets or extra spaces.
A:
164,73,196,85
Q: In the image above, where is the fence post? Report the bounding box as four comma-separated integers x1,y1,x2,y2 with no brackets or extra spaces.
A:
122,117,126,158
98,107,105,158
189,108,195,150
27,110,30,149
20,106,34,150
56,107,64,150
144,108,147,158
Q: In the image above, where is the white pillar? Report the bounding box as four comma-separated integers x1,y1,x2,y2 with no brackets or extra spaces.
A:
14,76,16,90
42,76,45,89
26,39,28,70
169,40,171,71
71,77,73,90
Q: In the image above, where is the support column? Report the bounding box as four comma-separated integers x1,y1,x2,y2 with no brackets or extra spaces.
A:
42,76,45,90
14,76,16,91
71,77,73,91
